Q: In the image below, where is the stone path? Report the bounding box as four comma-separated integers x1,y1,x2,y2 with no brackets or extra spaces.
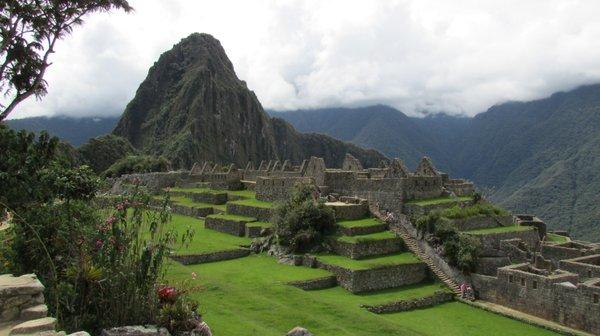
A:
392,223,461,294
459,299,593,336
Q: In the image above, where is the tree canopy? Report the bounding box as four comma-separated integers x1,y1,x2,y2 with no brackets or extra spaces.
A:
0,0,132,120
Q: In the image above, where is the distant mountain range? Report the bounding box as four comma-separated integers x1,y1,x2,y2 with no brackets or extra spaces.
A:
5,43,599,241
272,85,600,241
6,115,120,146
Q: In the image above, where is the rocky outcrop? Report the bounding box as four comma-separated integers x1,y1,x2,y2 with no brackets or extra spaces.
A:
113,33,386,169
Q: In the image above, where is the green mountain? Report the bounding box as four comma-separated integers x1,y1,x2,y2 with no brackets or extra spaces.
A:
6,116,119,146
112,33,385,169
274,85,600,241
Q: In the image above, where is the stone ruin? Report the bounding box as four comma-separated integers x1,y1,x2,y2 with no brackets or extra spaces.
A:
109,153,600,335
183,155,475,213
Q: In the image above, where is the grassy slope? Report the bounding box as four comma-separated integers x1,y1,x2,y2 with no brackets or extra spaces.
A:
336,231,397,243
316,252,421,270
168,214,251,254
167,255,558,336
406,196,473,206
337,218,384,228
155,195,227,211
228,198,274,208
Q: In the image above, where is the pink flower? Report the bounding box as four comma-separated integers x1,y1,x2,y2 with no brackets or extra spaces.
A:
95,239,104,249
116,203,125,211
108,236,116,245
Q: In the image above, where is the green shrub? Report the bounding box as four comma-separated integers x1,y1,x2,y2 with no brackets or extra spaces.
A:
272,184,336,253
441,203,509,219
78,134,136,173
103,155,171,177
414,207,480,272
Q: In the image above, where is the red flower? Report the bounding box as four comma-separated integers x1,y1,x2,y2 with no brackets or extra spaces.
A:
157,285,178,303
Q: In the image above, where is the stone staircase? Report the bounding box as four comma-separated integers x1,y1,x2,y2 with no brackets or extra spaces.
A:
393,224,461,295
0,274,58,336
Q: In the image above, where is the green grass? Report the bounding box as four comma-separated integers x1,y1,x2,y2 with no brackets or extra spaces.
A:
167,254,559,336
336,231,398,244
337,218,384,228
465,225,533,235
229,198,274,209
206,213,257,222
169,187,256,199
316,252,421,270
169,187,226,195
245,221,272,228
546,233,569,243
441,203,509,219
166,214,251,254
406,196,473,206
155,195,227,211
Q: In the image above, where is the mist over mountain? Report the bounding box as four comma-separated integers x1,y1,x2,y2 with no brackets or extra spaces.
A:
273,85,600,241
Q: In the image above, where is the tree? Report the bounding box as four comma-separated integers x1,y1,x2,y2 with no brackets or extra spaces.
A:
0,0,132,121
272,183,336,253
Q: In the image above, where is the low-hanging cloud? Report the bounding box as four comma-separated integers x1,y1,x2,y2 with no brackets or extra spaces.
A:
11,0,600,119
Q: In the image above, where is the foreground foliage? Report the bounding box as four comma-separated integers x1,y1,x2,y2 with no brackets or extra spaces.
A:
0,125,198,334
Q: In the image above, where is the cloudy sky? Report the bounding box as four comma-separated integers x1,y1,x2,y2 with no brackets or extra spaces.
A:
10,0,600,119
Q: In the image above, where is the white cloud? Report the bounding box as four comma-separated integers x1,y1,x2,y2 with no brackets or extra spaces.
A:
10,0,600,118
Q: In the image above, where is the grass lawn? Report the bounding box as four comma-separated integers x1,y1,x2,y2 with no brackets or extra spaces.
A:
229,198,274,209
206,213,257,222
316,252,421,270
406,196,473,206
167,255,559,336
155,195,227,211
167,214,251,254
465,225,533,235
546,233,569,243
337,218,384,228
336,231,397,244
169,188,256,199
245,221,272,228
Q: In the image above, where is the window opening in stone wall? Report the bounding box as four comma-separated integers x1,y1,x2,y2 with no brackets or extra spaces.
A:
520,278,525,287
509,275,514,283
594,294,599,304
532,280,538,289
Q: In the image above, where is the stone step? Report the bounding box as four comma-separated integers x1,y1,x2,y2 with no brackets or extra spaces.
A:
9,317,55,335
19,304,48,320
205,214,257,237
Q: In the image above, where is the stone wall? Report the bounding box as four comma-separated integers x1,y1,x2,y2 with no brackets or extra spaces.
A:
255,176,313,202
326,202,369,221
226,203,273,221
287,276,338,290
363,291,454,314
329,237,404,259
169,249,250,265
317,260,429,293
541,242,600,265
205,216,255,237
473,263,600,335
444,179,475,197
468,229,540,257
336,222,388,236
559,254,600,279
